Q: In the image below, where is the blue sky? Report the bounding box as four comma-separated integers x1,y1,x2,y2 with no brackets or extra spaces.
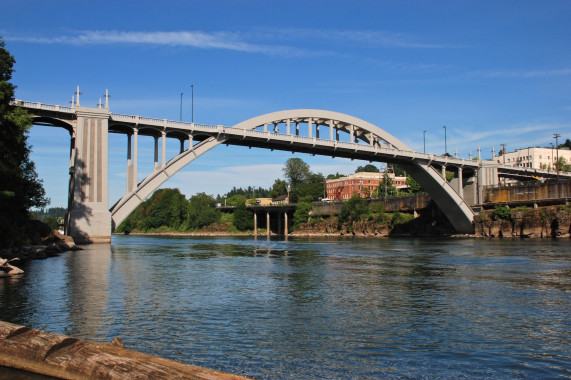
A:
2,0,570,208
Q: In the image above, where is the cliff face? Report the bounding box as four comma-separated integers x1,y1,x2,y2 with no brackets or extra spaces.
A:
474,206,571,238
292,203,456,237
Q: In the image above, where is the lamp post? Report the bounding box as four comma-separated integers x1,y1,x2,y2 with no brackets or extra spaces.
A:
191,84,194,123
287,183,291,204
179,92,183,121
423,130,426,153
442,125,447,155
554,133,561,180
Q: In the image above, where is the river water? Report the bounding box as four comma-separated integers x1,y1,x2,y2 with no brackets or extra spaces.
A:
1,236,570,379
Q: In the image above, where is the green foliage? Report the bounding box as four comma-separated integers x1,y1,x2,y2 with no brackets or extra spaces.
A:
283,157,311,187
233,202,254,231
445,172,455,181
326,172,345,179
355,164,379,173
292,201,312,229
225,185,270,198
405,175,423,193
339,195,370,226
0,38,49,247
294,172,325,202
557,138,571,149
493,205,511,221
390,212,413,227
187,192,221,229
375,174,397,198
269,178,288,199
554,157,571,172
226,194,247,207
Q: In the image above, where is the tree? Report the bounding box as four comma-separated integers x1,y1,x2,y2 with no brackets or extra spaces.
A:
338,195,370,227
233,202,254,231
283,158,310,188
554,157,571,172
326,172,345,179
375,173,397,198
295,172,325,202
0,38,48,246
187,192,221,229
269,178,288,199
226,194,247,207
405,175,423,194
355,164,379,173
557,138,571,149
292,201,312,229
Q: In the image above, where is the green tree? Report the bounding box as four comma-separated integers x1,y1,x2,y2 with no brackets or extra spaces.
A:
375,173,397,198
338,195,370,226
269,178,288,199
295,172,325,202
147,188,188,229
355,164,379,173
557,138,571,149
326,172,345,179
283,158,310,188
226,194,247,207
292,201,312,229
0,38,48,247
405,175,423,194
232,202,254,231
187,192,221,229
555,157,571,172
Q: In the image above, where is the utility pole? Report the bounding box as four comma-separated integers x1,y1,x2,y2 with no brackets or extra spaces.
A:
423,130,426,153
554,133,561,180
191,84,194,123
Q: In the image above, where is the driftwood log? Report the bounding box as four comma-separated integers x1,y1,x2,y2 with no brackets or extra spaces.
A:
0,321,251,379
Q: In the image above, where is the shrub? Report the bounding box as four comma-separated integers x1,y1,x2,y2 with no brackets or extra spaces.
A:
493,205,511,221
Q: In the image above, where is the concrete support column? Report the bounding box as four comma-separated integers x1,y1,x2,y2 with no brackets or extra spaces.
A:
350,125,354,143
254,212,257,236
284,212,288,235
264,123,268,132
458,167,464,198
328,120,334,141
336,126,340,141
286,119,291,135
161,130,166,168
133,129,138,190
315,121,320,139
126,133,132,192
153,136,159,170
179,139,184,154
370,132,374,146
308,118,313,139
188,134,193,149
266,212,270,237
441,165,446,178
67,107,111,243
295,122,300,136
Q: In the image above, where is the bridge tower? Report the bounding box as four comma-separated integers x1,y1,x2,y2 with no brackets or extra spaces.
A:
66,107,111,243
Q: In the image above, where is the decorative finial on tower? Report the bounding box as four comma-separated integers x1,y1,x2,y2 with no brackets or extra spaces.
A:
491,146,496,157
104,89,110,110
478,146,481,161
455,149,458,158
97,98,103,109
70,95,75,108
75,86,82,107
469,151,473,160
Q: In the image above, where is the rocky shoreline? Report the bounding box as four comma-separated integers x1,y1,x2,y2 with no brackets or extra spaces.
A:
0,230,81,277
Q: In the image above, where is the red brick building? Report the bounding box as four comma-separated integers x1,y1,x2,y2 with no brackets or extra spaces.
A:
326,172,407,200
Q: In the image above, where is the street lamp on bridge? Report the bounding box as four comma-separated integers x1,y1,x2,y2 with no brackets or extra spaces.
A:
191,84,194,123
423,130,426,153
442,125,447,155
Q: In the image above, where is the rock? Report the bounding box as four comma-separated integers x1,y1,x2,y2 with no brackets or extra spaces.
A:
0,259,24,277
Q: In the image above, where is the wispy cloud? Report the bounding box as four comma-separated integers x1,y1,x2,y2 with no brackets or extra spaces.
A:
6,30,312,56
468,68,571,79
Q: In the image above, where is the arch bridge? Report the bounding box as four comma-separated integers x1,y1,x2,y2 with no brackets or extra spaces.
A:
16,99,568,243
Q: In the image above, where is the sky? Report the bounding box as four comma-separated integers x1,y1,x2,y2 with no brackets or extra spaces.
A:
2,0,571,208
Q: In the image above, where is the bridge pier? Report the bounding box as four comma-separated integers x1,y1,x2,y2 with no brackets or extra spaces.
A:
66,107,112,244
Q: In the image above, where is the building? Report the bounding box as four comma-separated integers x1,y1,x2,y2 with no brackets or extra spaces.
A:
495,147,571,170
326,172,408,200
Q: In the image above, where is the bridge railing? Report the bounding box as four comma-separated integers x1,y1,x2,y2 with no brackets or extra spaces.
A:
13,100,74,113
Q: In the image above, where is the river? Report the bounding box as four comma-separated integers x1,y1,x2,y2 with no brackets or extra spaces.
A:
1,236,570,379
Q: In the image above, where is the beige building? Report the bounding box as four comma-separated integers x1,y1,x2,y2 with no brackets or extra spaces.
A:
495,147,571,170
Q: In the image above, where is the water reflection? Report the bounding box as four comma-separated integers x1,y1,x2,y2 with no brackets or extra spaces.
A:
0,236,569,379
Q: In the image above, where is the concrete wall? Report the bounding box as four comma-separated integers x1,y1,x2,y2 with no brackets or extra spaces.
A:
483,180,571,205
312,194,431,216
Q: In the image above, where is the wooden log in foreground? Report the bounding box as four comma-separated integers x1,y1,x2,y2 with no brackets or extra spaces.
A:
0,321,252,380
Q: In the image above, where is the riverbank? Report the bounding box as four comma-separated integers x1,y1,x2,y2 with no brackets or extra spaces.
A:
0,320,251,379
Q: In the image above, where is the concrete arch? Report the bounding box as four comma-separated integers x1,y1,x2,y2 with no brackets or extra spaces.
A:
32,116,74,134
110,137,222,228
111,109,474,233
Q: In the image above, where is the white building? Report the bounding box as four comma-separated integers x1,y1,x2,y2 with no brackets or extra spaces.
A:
494,147,571,170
